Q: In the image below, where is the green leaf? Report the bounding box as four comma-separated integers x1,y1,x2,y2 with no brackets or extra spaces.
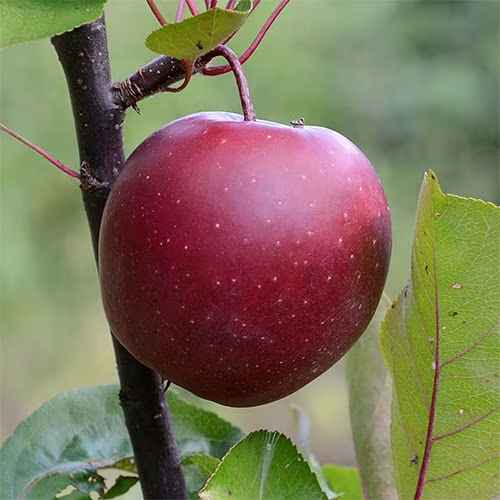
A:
102,475,139,499
199,430,328,500
0,385,243,500
1,0,107,49
381,170,500,499
322,466,364,500
182,454,221,477
0,385,131,500
345,293,397,499
168,390,245,459
145,6,252,60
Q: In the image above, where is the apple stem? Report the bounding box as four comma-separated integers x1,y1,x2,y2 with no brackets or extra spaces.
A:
207,45,256,121
0,123,80,180
146,0,168,25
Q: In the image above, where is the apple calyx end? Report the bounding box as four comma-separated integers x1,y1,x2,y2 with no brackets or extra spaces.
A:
290,117,306,128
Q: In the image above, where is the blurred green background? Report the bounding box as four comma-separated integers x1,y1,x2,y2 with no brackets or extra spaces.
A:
1,0,498,474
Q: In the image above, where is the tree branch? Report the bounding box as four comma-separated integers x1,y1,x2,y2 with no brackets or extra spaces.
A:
52,16,188,500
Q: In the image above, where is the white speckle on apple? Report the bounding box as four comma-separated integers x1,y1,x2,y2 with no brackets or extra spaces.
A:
372,239,377,245
277,200,283,206
309,202,315,208
350,254,354,259
266,218,272,223
224,186,229,191
304,300,309,305
432,362,436,370
215,223,220,228
459,408,465,414
307,230,314,236
359,186,363,192
220,139,227,144
184,245,188,250
273,276,278,282
347,176,351,182
267,135,272,139
338,237,343,243
301,174,307,180
251,178,257,183
276,240,281,247
216,280,221,286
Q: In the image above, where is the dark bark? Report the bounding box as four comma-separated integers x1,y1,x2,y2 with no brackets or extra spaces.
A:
52,16,188,500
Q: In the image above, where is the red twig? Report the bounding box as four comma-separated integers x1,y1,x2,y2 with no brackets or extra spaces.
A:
0,123,80,180
163,60,195,92
146,0,168,25
202,0,291,76
175,0,186,22
185,0,199,15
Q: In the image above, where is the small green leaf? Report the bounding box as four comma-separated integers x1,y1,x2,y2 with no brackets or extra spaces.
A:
345,294,396,499
234,0,252,12
1,0,108,49
382,170,500,499
182,454,221,477
322,466,363,500
200,430,328,500
145,6,251,60
102,475,139,499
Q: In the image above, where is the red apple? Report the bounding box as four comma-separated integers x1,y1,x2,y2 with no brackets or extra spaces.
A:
98,112,391,407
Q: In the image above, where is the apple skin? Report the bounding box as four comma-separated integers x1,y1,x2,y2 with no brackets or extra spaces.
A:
98,112,391,407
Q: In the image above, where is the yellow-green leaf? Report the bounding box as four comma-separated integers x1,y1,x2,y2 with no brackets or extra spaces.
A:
382,170,500,499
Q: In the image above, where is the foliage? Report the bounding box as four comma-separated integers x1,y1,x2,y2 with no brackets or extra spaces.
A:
346,294,396,499
382,171,500,498
0,0,107,48
146,3,251,60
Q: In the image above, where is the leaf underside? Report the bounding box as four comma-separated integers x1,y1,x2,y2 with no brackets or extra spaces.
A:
346,294,397,499
382,170,500,499
145,6,251,60
1,0,107,49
